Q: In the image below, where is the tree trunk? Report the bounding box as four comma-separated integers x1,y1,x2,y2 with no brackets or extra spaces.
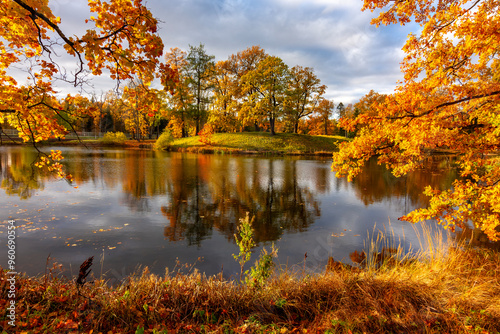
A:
270,117,276,136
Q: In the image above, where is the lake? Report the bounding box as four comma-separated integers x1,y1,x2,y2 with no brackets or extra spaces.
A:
0,145,459,282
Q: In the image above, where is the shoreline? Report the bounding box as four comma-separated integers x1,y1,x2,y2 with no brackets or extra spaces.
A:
0,135,341,156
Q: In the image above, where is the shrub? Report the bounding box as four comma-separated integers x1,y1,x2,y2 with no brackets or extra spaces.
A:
247,243,277,288
100,132,128,144
154,129,174,150
233,213,255,280
198,124,215,146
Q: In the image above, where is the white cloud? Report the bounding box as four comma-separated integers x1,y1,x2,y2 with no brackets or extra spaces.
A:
151,0,414,102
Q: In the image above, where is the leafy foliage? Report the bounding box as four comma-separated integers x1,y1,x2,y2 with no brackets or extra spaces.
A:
233,213,278,288
0,0,174,175
333,0,500,240
153,128,174,150
247,244,278,289
198,123,215,146
286,66,326,134
233,213,256,280
241,56,290,135
100,131,128,144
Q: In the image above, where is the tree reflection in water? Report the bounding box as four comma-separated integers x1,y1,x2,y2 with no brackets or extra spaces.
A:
0,147,466,247
0,147,44,199
161,154,320,246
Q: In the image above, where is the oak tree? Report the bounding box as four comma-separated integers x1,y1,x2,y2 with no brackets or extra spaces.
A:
210,59,238,132
229,46,268,131
333,0,500,240
241,55,290,136
286,66,326,134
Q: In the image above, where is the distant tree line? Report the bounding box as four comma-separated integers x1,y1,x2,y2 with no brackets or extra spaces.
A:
3,43,385,141
55,45,367,140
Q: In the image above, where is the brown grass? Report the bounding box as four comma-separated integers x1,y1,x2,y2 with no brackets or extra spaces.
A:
1,231,500,333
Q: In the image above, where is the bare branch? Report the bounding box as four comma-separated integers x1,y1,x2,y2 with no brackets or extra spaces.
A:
389,90,500,120
13,0,85,86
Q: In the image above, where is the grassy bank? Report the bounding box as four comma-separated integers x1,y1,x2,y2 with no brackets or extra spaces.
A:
168,132,348,155
2,132,348,155
1,233,500,333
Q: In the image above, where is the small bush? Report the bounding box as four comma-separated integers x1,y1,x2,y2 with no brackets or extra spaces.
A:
233,213,278,288
247,243,277,288
154,129,174,150
198,124,215,146
233,213,255,280
100,132,128,144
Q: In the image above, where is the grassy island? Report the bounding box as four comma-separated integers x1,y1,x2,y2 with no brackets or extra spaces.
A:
166,133,348,155
10,132,349,155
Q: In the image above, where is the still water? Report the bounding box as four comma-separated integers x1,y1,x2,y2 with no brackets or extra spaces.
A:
0,146,458,281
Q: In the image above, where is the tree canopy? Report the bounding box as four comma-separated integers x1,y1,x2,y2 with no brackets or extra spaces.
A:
332,0,500,240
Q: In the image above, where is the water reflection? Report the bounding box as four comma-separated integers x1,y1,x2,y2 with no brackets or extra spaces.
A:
347,157,458,209
161,155,321,245
0,147,45,199
0,146,467,277
0,147,459,245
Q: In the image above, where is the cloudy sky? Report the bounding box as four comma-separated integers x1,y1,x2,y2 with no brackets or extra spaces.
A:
47,0,419,104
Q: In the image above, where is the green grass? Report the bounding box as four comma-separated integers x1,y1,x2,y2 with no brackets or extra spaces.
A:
2,224,500,333
17,132,349,154
169,132,349,155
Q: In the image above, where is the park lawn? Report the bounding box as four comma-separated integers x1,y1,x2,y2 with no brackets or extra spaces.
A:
10,132,348,154
169,132,349,154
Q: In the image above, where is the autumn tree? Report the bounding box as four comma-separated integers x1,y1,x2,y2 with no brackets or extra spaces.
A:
241,55,290,135
333,0,500,240
164,47,193,137
120,79,163,140
55,95,96,136
186,43,215,134
210,59,238,132
354,90,387,117
347,90,387,136
0,0,173,176
229,46,268,131
314,98,336,136
285,66,326,134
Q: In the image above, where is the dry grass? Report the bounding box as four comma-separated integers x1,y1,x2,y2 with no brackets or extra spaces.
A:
1,228,500,333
